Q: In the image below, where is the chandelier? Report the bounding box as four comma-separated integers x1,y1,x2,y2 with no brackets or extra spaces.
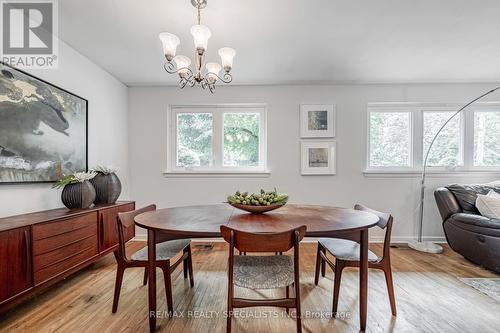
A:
159,0,236,93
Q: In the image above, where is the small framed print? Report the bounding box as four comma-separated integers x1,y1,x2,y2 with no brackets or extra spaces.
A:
300,104,336,138
301,140,337,175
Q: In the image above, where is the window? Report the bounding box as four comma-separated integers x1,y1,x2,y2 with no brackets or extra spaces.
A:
367,103,500,172
167,105,267,174
474,110,500,167
176,113,213,167
369,111,412,167
423,111,462,167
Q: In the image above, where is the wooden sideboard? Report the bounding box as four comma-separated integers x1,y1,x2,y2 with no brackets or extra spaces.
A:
0,201,135,313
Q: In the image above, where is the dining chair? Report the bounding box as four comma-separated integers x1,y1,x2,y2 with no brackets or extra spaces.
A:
112,204,194,314
221,225,307,333
314,204,396,316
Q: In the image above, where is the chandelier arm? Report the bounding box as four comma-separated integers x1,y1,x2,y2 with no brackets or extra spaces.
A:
208,83,215,94
163,62,195,78
188,76,196,87
206,72,232,84
179,78,188,89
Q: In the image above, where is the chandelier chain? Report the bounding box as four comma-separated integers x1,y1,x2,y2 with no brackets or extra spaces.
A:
197,3,201,24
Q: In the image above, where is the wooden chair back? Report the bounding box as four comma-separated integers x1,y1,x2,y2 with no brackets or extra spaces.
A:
116,204,156,261
354,204,393,260
220,225,306,253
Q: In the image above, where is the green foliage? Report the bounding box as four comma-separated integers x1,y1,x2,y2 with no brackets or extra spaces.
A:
223,113,259,167
369,112,411,167
474,111,500,166
176,112,260,168
423,112,461,167
177,113,213,167
52,174,78,189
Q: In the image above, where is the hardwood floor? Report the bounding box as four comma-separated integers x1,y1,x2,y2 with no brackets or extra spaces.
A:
1,241,499,333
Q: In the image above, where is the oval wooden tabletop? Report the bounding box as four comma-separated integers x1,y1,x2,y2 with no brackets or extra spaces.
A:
134,204,380,236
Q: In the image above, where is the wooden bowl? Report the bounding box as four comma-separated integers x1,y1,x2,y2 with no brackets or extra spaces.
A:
229,202,286,214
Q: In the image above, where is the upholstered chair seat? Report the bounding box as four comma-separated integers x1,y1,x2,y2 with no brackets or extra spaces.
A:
131,239,191,261
318,238,378,262
233,255,294,289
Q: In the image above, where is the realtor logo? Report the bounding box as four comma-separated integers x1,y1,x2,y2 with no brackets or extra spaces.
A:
0,0,58,68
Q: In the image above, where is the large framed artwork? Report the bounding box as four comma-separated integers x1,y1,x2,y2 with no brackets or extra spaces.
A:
0,62,88,184
301,140,336,175
300,104,336,138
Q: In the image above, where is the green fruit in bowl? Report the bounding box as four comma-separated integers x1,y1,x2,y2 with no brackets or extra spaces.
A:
227,189,288,206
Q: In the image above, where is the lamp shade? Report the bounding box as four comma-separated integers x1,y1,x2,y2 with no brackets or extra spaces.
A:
173,55,191,76
218,47,236,72
205,62,222,82
190,24,211,52
159,32,180,61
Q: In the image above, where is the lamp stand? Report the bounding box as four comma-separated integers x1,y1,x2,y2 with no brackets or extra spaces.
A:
409,86,500,254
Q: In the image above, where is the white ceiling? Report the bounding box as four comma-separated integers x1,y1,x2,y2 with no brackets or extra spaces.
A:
59,0,500,86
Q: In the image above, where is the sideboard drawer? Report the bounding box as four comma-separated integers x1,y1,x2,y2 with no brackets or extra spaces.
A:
32,213,99,284
34,246,98,284
33,234,97,271
33,223,97,255
33,212,97,241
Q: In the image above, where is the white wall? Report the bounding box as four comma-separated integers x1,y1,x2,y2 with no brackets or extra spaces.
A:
128,84,500,241
0,41,130,217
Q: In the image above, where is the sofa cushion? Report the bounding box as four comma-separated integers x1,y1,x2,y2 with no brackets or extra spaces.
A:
476,190,500,219
445,184,500,213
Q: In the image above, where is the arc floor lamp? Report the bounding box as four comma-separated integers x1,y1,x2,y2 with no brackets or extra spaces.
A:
408,86,500,253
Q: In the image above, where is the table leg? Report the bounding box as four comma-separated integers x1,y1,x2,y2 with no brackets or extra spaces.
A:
359,229,368,332
148,229,157,332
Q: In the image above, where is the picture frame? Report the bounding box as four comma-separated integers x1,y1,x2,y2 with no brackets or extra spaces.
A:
300,104,336,138
0,62,88,184
301,140,337,175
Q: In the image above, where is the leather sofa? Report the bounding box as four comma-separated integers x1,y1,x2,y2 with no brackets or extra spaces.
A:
435,184,500,273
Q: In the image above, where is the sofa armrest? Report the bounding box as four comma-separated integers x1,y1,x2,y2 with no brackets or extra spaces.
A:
434,187,462,221
449,213,500,229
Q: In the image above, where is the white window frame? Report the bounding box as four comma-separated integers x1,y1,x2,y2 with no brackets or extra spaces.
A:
365,102,500,174
165,104,268,176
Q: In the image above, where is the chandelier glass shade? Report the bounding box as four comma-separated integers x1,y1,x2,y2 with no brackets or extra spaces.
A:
159,0,236,93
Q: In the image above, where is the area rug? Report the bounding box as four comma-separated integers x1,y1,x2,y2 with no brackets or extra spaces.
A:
459,278,500,302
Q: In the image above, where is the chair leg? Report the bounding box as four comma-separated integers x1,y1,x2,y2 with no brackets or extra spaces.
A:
286,286,290,315
227,289,233,333
183,247,189,279
321,247,326,277
314,243,322,285
384,266,397,316
143,267,148,286
187,245,195,287
162,262,173,317
332,259,345,315
112,265,125,313
295,279,302,333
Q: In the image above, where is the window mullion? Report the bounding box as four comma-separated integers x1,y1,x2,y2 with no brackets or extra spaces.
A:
413,108,423,170
464,108,474,169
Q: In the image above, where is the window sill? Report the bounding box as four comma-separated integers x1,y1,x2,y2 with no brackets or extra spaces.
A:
163,170,271,178
363,169,500,178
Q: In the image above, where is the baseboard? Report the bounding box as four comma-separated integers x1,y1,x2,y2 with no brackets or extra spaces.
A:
132,234,447,244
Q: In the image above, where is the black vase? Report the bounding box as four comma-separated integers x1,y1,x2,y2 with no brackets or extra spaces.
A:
90,173,122,204
61,181,96,209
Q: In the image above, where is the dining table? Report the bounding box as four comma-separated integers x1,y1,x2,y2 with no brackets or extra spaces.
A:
134,203,380,332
